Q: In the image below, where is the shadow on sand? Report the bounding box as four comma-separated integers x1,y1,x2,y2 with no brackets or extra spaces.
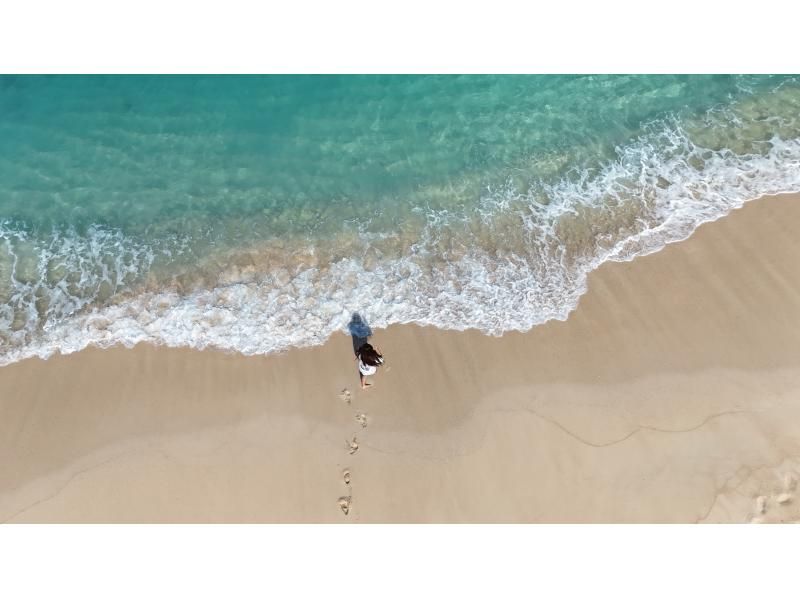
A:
347,313,372,356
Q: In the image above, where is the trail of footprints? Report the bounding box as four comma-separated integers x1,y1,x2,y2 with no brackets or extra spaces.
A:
339,384,796,522
750,471,798,523
336,387,370,517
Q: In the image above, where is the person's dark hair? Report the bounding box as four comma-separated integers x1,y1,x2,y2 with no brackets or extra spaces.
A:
357,343,384,367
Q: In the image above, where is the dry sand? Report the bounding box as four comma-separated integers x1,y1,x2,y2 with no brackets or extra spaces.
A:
1,193,800,523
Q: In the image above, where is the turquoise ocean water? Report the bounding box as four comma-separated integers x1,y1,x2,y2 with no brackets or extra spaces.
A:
1,75,799,364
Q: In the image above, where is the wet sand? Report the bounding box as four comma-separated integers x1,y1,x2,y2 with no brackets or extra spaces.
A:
1,193,799,522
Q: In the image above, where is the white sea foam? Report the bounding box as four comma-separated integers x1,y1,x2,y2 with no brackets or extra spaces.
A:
1,117,800,366
0,224,155,351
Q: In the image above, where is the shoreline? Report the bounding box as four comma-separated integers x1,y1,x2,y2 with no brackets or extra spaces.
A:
1,192,800,522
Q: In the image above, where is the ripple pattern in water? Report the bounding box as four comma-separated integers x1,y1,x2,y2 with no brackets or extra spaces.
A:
1,75,799,363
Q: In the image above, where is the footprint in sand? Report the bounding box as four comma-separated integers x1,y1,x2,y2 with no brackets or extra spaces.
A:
355,413,368,428
343,469,351,485
749,471,799,522
755,495,767,515
338,389,352,404
338,496,351,516
347,436,359,455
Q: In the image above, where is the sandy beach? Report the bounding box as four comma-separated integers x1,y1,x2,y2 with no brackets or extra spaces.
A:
1,192,799,523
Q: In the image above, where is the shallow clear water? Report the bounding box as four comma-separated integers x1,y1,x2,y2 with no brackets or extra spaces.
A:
1,75,799,363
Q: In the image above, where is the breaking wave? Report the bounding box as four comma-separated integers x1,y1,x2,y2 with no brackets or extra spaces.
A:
2,104,799,366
